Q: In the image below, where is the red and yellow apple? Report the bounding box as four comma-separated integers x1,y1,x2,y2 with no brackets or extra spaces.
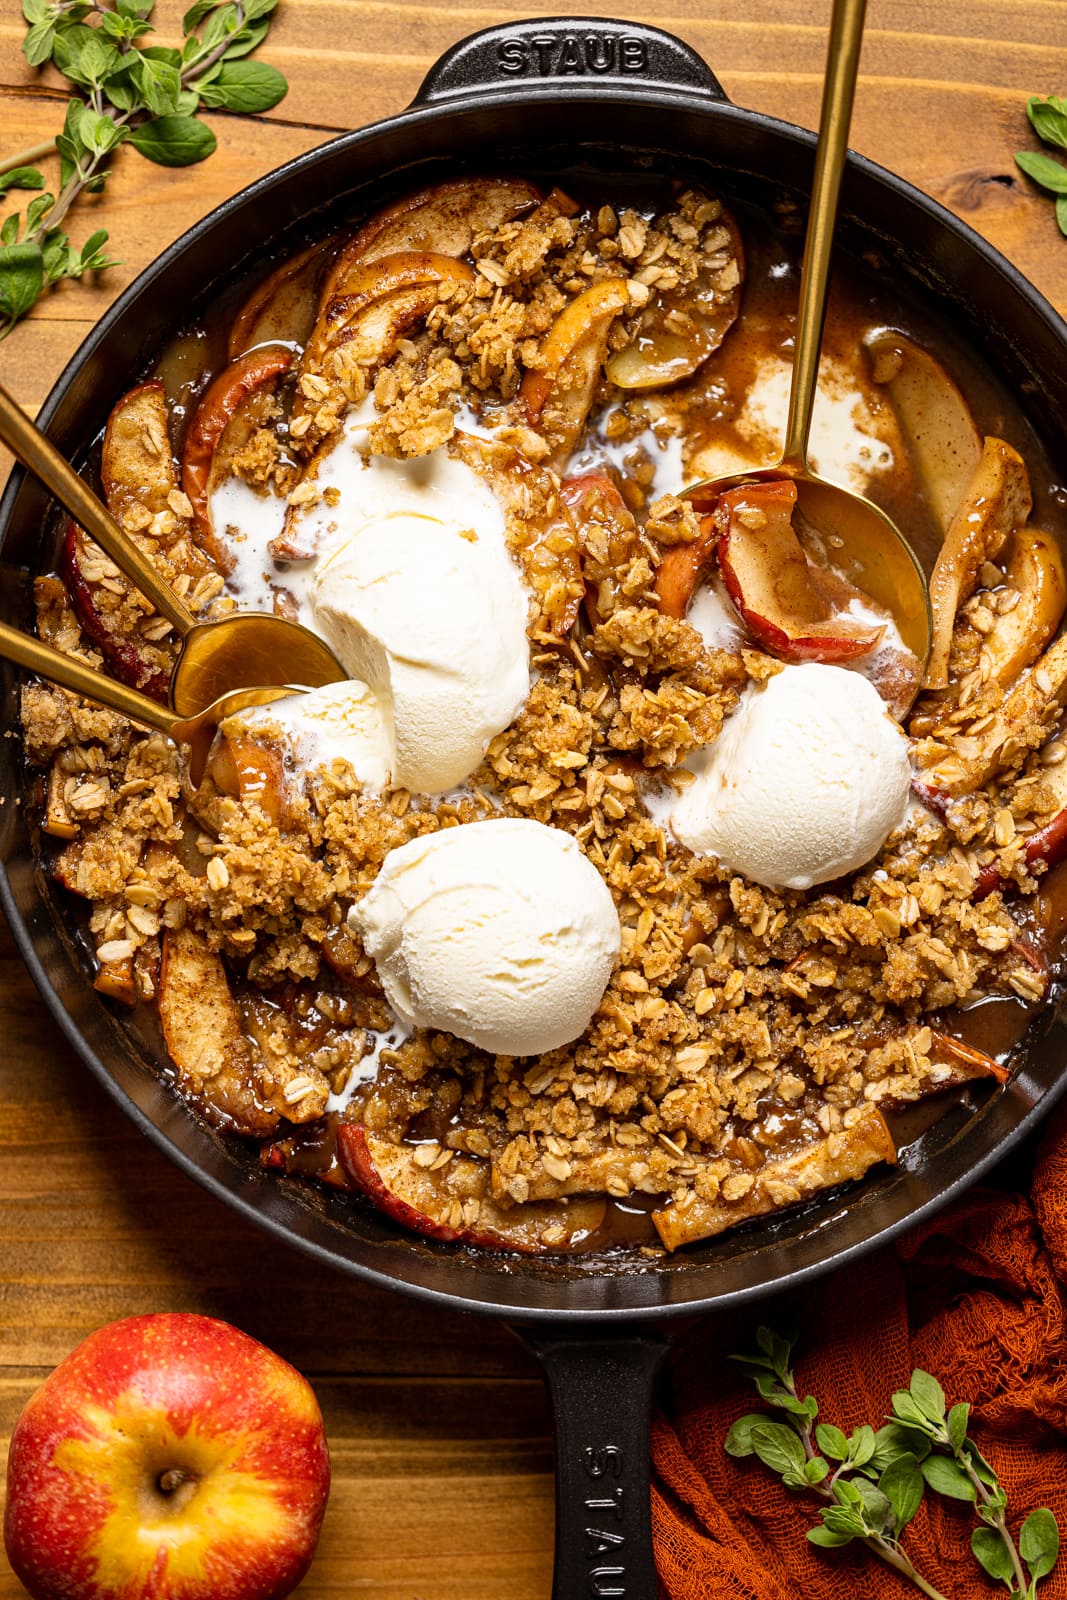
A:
3,1313,330,1600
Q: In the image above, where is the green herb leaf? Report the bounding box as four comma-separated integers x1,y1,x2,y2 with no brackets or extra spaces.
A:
183,0,222,29
218,18,270,60
909,1370,946,1424
971,1526,1017,1583
22,17,57,66
869,1422,931,1472
815,1424,849,1462
1028,95,1067,149
890,1391,930,1430
849,1426,876,1468
128,115,217,167
1057,195,1067,236
879,1452,924,1533
1,215,20,247
1015,150,1067,195
53,24,122,88
0,167,45,198
750,1421,808,1480
1020,1507,1060,1580
921,1454,976,1502
41,228,77,282
804,1455,830,1485
196,58,287,112
822,1505,867,1538
21,0,49,23
851,1478,893,1535
946,1401,969,1451
0,240,44,325
24,192,54,234
133,52,182,116
808,1524,855,1549
724,1413,766,1458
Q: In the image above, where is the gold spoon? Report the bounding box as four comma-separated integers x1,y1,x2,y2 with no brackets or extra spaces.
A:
0,617,296,786
0,383,345,715
685,0,932,675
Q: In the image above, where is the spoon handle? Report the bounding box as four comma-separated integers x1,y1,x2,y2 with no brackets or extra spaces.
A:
0,617,176,738
780,0,867,472
0,382,196,636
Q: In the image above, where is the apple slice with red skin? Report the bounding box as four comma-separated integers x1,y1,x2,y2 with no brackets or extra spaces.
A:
605,209,744,390
561,470,645,627
181,344,293,566
654,515,720,621
715,479,884,662
228,240,328,361
3,1313,329,1600
61,521,171,701
336,1125,606,1253
520,278,633,468
319,176,543,309
924,436,1032,690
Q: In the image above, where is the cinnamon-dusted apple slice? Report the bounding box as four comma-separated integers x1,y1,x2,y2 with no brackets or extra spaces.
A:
924,437,1032,689
560,470,647,626
652,1103,897,1251
337,1125,606,1253
715,479,884,662
320,176,543,307
453,431,583,636
294,251,476,451
866,329,982,536
606,210,744,391
920,632,1067,798
979,527,1067,689
926,1027,1009,1085
181,345,293,566
520,278,633,468
228,240,326,361
205,725,289,827
973,740,1067,899
654,516,719,621
62,524,173,702
158,926,281,1137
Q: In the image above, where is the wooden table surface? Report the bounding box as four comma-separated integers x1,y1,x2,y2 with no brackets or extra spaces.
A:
1,2,1065,1595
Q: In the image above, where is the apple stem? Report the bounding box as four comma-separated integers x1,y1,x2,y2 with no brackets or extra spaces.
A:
158,1468,195,1495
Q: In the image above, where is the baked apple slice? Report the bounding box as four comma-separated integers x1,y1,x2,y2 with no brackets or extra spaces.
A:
61,523,171,700
979,527,1067,689
715,479,884,662
320,176,542,306
654,516,720,621
336,1125,606,1253
562,471,646,626
158,926,281,1136
920,632,1067,798
606,210,744,390
866,329,982,536
180,345,293,566
652,1103,897,1251
520,278,633,467
228,240,326,361
294,251,475,450
924,437,1032,689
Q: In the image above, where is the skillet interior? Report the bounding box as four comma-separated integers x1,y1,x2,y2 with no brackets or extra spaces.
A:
3,73,1067,1322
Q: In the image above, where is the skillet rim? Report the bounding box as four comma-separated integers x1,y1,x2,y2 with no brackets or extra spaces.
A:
3,46,1067,1323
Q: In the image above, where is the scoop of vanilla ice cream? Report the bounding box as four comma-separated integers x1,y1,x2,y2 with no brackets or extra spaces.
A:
349,818,621,1056
231,680,391,789
671,663,911,890
309,492,530,795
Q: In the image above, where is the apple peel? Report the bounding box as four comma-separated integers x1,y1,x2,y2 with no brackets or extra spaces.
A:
924,436,1033,690
337,1125,606,1253
715,479,885,662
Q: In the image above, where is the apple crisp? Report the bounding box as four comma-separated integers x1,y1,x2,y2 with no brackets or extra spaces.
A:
20,175,1067,1255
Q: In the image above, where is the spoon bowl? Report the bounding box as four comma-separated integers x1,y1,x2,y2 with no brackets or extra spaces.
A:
0,382,344,715
684,0,932,693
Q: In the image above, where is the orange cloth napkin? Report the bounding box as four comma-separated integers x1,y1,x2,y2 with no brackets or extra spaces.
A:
651,1096,1067,1599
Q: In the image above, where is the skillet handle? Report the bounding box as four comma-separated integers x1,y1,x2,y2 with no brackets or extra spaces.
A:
519,1326,669,1600
412,18,729,106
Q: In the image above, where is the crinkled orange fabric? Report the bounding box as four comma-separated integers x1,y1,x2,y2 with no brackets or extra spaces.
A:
651,1097,1067,1599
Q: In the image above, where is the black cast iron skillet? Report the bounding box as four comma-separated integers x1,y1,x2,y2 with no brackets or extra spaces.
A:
3,18,1067,1597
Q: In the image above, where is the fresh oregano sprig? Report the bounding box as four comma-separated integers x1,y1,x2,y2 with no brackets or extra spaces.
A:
0,0,288,336
725,1327,1060,1600
1015,94,1067,238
